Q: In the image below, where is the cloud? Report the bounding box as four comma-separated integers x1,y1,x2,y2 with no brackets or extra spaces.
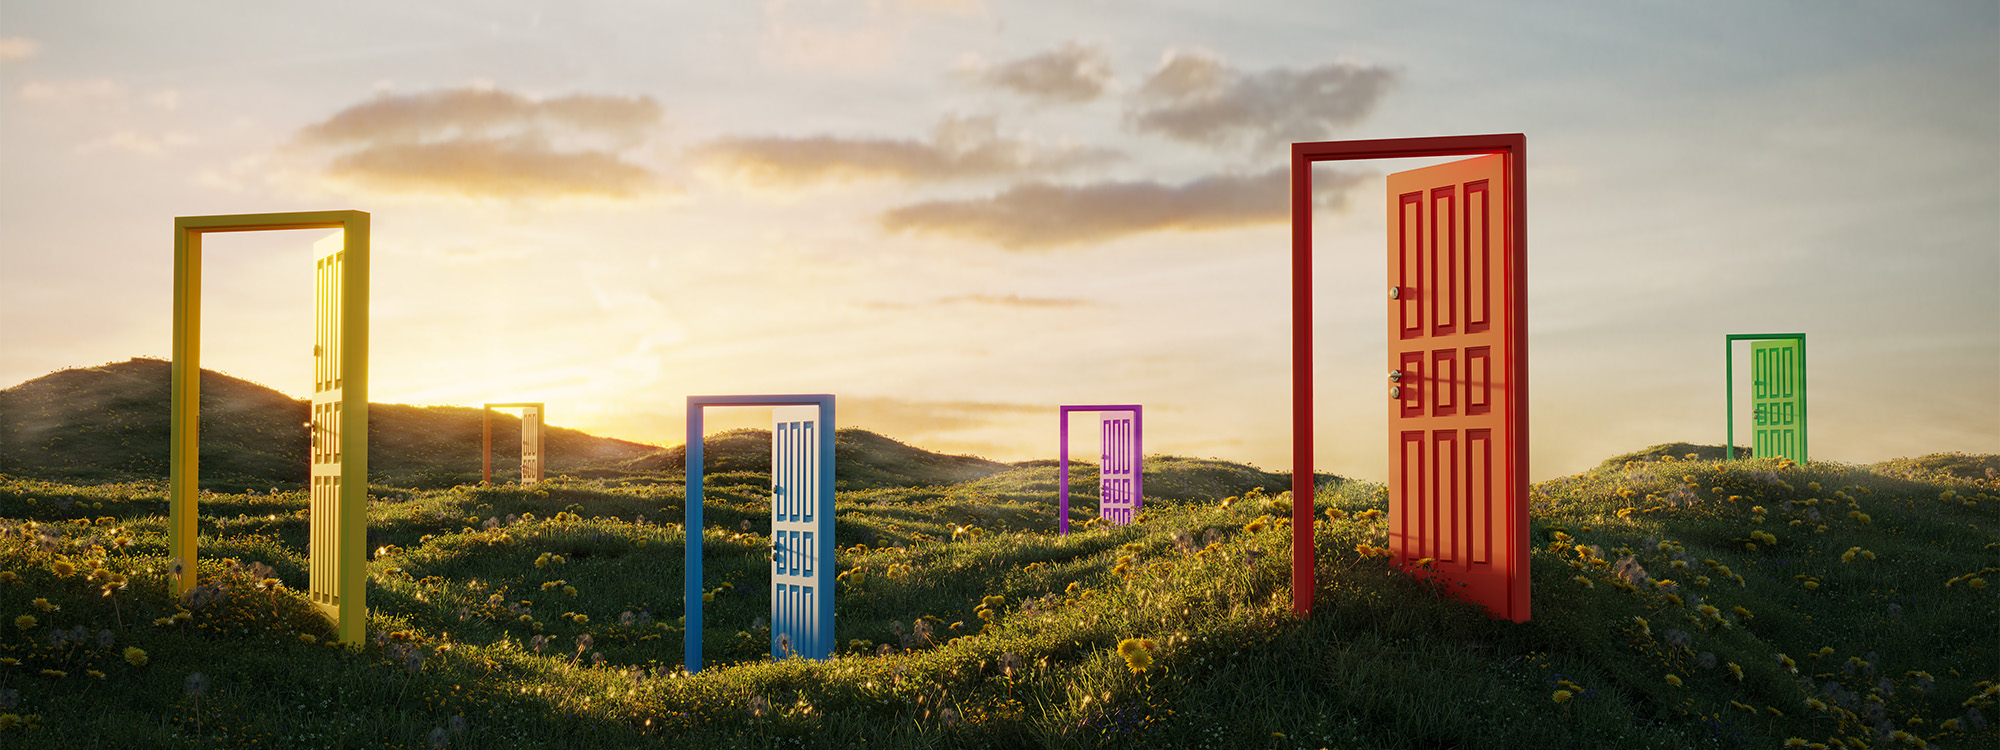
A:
879,166,1368,250
292,87,668,200
18,78,123,104
0,37,40,62
968,42,1112,104
860,293,1093,310
695,114,1121,187
76,129,196,156
1127,51,1396,149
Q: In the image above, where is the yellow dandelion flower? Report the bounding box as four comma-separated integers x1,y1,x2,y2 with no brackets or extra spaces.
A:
1116,638,1153,673
0,658,17,666
1728,662,1743,680
1971,577,1988,590
51,561,75,577
1553,690,1572,703
299,634,317,644
1573,575,1593,589
1815,646,1834,658
564,585,578,597
0,571,17,583
1785,739,1809,748
1664,674,1682,687
124,647,148,666
1632,616,1650,635
86,670,105,680
1804,580,1820,590
1732,605,1753,620
1697,604,1720,618
1842,548,1858,563
31,598,56,612
0,714,17,729
13,615,35,630
40,669,65,678
1860,550,1875,560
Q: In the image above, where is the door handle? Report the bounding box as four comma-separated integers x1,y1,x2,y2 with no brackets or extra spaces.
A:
1388,370,1403,382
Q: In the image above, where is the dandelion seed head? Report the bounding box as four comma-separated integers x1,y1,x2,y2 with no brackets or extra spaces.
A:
184,672,209,697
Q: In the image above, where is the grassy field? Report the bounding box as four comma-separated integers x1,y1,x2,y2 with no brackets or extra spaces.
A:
0,443,1994,748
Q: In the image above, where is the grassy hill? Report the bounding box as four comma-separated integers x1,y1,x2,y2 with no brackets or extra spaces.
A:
0,435,1993,748
0,358,661,489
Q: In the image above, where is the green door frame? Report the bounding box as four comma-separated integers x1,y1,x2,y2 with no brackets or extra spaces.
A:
1724,332,1807,463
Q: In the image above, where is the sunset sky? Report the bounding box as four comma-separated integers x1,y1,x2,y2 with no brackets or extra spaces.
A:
1,1,1994,481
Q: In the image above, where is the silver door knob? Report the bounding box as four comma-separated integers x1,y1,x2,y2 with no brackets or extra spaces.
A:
1389,370,1403,382
1389,286,1401,300
1390,386,1402,399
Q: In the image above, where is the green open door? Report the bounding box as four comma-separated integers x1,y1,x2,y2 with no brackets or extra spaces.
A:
1726,333,1807,464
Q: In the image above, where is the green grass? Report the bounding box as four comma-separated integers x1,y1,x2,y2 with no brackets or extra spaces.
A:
0,447,1995,748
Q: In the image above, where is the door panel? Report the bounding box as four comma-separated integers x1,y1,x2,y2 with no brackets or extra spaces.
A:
1751,340,1804,463
770,405,823,659
309,232,346,619
520,406,543,484
1386,154,1528,622
1099,415,1137,525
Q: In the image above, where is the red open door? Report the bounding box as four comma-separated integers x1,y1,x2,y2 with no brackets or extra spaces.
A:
1385,153,1529,622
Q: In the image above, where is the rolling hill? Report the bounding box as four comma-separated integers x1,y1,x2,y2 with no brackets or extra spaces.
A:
0,358,1012,492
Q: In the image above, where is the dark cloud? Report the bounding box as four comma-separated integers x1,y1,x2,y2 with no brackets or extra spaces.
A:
879,166,1368,250
1127,51,1396,150
973,42,1112,104
695,115,1120,186
293,87,667,199
860,293,1093,310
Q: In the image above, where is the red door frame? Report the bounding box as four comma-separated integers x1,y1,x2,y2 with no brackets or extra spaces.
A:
1290,134,1528,618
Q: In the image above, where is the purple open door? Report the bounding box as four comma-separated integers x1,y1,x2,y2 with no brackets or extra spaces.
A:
1099,414,1137,525
1058,405,1144,534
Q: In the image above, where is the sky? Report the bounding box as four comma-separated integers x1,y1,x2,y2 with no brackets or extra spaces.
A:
1,0,1995,482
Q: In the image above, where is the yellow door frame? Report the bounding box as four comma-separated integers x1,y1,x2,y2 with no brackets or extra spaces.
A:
171,210,370,645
